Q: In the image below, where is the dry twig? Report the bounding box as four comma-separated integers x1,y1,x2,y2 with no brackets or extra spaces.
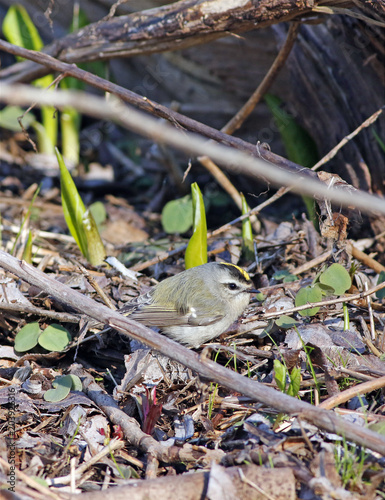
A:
319,376,385,410
257,281,385,320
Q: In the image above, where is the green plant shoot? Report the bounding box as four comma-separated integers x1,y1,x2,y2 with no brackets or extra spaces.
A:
185,182,207,269
56,148,106,265
241,193,254,261
60,102,81,165
343,302,350,331
3,5,57,152
376,271,385,300
22,230,33,264
274,359,301,398
11,184,40,256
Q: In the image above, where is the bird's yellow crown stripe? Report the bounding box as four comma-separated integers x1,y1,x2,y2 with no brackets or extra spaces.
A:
221,263,251,281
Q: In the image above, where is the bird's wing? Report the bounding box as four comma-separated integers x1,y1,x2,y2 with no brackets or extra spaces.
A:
184,293,225,326
119,288,225,328
123,301,224,328
128,305,190,327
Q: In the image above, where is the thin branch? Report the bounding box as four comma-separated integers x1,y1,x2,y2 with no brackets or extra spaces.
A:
0,302,80,322
292,250,334,276
208,190,286,238
319,376,385,410
199,156,243,211
311,107,384,171
222,22,300,135
258,281,385,320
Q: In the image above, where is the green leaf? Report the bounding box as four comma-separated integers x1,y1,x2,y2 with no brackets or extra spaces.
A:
273,359,287,393
343,302,349,331
264,94,319,169
316,283,336,295
56,149,106,265
14,322,41,352
89,201,107,228
0,106,35,131
241,193,254,261
30,477,49,487
30,120,55,155
283,274,298,283
302,197,316,228
273,270,290,280
185,183,207,269
295,285,322,317
2,5,52,90
11,184,40,256
287,367,301,397
275,315,299,329
255,292,265,302
82,209,106,266
67,374,83,391
273,270,298,283
38,324,71,352
2,5,57,150
21,230,33,264
60,106,81,165
319,263,351,295
2,5,43,53
56,148,88,257
44,375,73,402
39,105,57,151
376,271,385,300
161,195,193,234
59,80,81,163
372,129,385,154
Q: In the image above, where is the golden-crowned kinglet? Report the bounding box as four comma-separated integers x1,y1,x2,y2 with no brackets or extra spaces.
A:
119,262,258,348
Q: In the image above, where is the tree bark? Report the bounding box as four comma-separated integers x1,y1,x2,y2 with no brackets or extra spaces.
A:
2,0,317,65
1,0,353,81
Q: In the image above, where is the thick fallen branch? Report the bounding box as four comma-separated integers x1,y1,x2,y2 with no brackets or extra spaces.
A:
0,0,340,83
1,250,385,456
55,0,315,62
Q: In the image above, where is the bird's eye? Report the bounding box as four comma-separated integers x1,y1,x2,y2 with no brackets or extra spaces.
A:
227,282,239,290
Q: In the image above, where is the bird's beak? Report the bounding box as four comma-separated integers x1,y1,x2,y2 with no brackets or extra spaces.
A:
247,288,260,294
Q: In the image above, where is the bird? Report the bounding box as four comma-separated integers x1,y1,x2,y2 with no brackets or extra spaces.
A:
118,262,258,348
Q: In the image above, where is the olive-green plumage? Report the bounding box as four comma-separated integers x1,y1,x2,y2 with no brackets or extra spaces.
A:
119,262,257,347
